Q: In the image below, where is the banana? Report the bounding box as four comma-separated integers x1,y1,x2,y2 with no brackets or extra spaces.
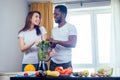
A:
46,70,60,77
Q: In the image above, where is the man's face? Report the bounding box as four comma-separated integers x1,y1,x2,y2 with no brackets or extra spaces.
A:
54,9,62,24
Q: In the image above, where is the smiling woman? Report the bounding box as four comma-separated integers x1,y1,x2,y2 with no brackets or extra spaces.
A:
30,2,53,38
18,11,47,71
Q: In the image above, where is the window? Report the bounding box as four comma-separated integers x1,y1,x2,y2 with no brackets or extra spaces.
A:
69,14,92,64
97,13,111,63
67,7,111,72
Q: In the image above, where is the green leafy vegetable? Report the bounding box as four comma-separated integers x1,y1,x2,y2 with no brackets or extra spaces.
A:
37,41,51,61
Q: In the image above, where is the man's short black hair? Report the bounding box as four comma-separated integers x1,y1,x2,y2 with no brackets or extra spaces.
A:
55,5,67,16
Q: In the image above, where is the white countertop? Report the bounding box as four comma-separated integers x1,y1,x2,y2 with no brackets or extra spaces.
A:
0,72,22,80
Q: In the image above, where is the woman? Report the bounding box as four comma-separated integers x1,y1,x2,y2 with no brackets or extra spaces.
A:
18,11,53,71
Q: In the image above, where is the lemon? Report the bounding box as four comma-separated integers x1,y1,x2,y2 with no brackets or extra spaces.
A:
24,64,36,71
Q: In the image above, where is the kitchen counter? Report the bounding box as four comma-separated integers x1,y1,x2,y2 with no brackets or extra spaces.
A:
10,76,120,80
1,72,119,80
0,72,22,80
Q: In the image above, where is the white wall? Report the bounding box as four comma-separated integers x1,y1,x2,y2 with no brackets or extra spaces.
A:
0,0,28,72
55,1,110,9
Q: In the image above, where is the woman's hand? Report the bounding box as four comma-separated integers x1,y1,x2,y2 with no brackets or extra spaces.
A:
35,39,42,45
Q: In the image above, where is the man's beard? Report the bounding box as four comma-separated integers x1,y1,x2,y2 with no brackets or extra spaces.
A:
55,19,62,24
55,17,62,24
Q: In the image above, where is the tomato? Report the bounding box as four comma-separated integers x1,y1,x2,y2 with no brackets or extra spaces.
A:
24,72,28,76
35,71,40,77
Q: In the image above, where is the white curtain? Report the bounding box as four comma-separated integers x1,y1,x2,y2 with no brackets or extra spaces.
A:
111,0,120,76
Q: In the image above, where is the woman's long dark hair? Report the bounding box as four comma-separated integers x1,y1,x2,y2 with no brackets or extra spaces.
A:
18,11,41,35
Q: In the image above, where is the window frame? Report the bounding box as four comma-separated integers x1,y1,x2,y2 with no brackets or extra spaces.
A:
67,6,111,72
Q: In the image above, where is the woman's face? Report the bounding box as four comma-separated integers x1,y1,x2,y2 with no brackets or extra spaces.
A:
31,13,41,25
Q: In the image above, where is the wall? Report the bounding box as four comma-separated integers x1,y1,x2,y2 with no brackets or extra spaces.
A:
55,1,110,9
0,0,28,72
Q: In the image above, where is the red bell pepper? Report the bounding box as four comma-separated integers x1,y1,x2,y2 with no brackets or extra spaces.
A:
64,67,73,74
54,66,63,72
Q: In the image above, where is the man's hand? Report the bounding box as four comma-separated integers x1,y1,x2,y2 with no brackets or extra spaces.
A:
47,38,58,44
47,38,53,42
47,38,58,48
49,49,55,57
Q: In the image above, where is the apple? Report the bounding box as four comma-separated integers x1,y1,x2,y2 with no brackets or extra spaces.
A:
83,70,89,77
97,68,104,74
78,71,84,77
90,72,96,77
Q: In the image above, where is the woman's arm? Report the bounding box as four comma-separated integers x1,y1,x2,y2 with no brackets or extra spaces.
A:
41,33,47,41
18,37,35,52
18,37,43,52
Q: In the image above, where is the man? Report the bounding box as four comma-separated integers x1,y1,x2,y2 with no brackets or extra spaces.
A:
49,5,77,71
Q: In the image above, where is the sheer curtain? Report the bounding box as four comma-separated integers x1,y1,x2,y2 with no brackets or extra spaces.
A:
111,0,120,76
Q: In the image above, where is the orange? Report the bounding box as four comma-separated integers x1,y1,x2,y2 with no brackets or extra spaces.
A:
24,64,36,72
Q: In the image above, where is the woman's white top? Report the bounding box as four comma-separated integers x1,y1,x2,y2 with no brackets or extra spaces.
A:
18,26,46,64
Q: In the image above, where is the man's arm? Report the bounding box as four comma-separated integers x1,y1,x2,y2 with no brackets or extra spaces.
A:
49,35,77,48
